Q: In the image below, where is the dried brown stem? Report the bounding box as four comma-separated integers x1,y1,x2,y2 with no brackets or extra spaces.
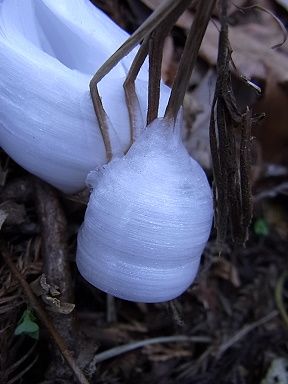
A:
124,38,149,142
147,30,164,125
89,85,112,161
0,245,90,384
97,0,191,148
209,0,254,247
90,0,190,86
146,0,191,124
165,0,216,120
240,108,253,241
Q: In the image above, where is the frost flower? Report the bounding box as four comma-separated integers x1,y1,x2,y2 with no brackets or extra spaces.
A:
0,0,169,193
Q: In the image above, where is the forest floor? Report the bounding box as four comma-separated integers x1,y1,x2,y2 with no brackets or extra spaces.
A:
1,1,288,383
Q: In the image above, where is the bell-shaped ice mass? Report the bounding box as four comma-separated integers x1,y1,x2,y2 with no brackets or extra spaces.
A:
77,113,213,302
0,0,170,193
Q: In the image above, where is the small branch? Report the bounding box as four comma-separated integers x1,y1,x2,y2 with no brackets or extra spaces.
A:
216,310,278,357
86,335,211,376
0,245,90,384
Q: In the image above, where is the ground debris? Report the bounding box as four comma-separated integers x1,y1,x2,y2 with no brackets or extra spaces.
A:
0,1,288,383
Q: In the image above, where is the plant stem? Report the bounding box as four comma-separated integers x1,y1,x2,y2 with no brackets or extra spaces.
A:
165,0,216,120
90,0,190,85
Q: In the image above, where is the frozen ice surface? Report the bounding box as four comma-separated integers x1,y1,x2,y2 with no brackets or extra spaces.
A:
77,113,213,302
0,0,170,193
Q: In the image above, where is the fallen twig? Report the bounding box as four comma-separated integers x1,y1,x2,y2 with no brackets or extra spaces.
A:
35,180,77,379
0,245,90,384
216,310,278,357
86,335,211,376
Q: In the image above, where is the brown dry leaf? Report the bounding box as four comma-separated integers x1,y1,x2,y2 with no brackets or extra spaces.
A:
174,7,288,81
42,296,75,314
177,11,288,163
193,279,219,312
254,75,288,163
30,274,75,314
183,68,217,170
141,1,288,163
212,258,241,288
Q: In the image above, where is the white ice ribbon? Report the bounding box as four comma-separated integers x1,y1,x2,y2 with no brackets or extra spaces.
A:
0,0,169,193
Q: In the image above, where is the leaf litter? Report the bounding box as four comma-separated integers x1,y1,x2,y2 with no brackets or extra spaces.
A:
0,1,288,383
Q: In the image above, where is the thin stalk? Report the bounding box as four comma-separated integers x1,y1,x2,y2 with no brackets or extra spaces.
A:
90,85,112,161
87,335,211,374
146,0,191,124
124,38,149,142
90,0,189,86
165,0,216,120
